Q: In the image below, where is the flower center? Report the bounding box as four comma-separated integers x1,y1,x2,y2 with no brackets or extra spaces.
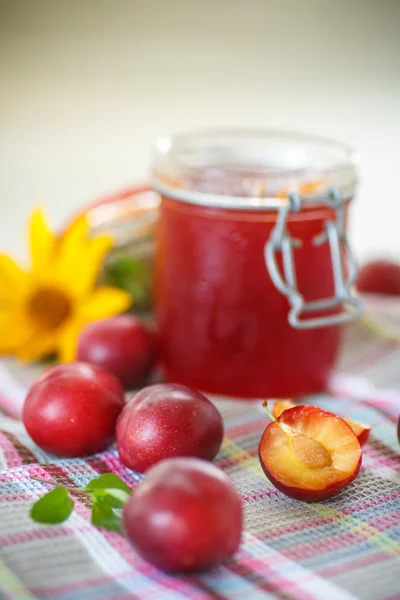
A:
29,288,72,330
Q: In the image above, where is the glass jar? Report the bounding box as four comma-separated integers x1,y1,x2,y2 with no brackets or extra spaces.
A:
151,130,361,399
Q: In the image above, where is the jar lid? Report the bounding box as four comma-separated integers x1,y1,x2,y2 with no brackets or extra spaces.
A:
151,129,359,211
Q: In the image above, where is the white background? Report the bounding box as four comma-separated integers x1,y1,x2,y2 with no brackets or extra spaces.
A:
1,0,399,262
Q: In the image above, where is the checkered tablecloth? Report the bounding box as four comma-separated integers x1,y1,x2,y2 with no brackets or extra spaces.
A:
0,323,399,600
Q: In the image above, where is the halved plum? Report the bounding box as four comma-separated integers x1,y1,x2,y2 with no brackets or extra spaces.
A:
259,405,362,501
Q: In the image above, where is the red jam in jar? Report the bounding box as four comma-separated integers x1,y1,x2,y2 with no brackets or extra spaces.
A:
152,130,360,399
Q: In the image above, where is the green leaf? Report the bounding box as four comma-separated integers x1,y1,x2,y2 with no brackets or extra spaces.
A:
31,487,74,524
85,473,130,494
102,488,130,508
85,474,131,509
107,255,148,279
103,254,152,306
91,499,122,532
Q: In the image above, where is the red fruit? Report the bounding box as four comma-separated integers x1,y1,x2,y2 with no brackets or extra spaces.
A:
116,383,224,473
23,363,125,457
122,457,242,572
259,405,362,501
357,260,400,296
77,316,155,390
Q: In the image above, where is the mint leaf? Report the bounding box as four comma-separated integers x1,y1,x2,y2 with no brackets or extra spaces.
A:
85,473,130,494
85,474,131,508
101,488,130,508
91,499,122,532
31,487,74,524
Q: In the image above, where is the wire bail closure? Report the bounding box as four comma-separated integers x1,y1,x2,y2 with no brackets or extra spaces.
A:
264,189,363,329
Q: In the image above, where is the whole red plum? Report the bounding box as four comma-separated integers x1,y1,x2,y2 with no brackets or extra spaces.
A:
23,362,125,457
116,383,224,472
357,260,400,296
122,457,242,572
77,315,155,390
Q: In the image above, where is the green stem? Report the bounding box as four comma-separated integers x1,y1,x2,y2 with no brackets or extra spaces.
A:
261,400,276,421
30,476,82,492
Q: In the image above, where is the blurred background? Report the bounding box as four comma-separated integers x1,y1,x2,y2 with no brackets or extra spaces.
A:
0,0,399,260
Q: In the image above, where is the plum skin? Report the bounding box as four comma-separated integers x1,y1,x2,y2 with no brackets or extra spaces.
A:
355,427,370,447
357,260,400,296
77,315,155,390
122,457,242,572
116,383,224,472
23,362,125,457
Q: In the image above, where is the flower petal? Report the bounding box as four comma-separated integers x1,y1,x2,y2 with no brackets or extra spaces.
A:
65,235,113,298
0,255,28,303
56,216,90,277
58,285,131,362
78,287,132,320
29,209,56,273
0,309,36,354
57,320,84,362
56,218,113,298
83,235,114,287
15,333,57,362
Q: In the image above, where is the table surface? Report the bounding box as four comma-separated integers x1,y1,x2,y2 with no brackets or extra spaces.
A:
0,323,399,600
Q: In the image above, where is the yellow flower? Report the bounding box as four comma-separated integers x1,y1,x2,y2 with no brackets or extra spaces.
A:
0,209,132,362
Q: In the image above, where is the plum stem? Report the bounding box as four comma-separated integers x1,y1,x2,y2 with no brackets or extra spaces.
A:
30,476,82,492
261,400,276,421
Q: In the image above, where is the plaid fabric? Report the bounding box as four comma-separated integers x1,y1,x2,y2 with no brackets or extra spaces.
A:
0,324,399,600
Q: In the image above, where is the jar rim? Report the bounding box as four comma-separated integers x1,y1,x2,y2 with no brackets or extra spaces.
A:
151,128,359,211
